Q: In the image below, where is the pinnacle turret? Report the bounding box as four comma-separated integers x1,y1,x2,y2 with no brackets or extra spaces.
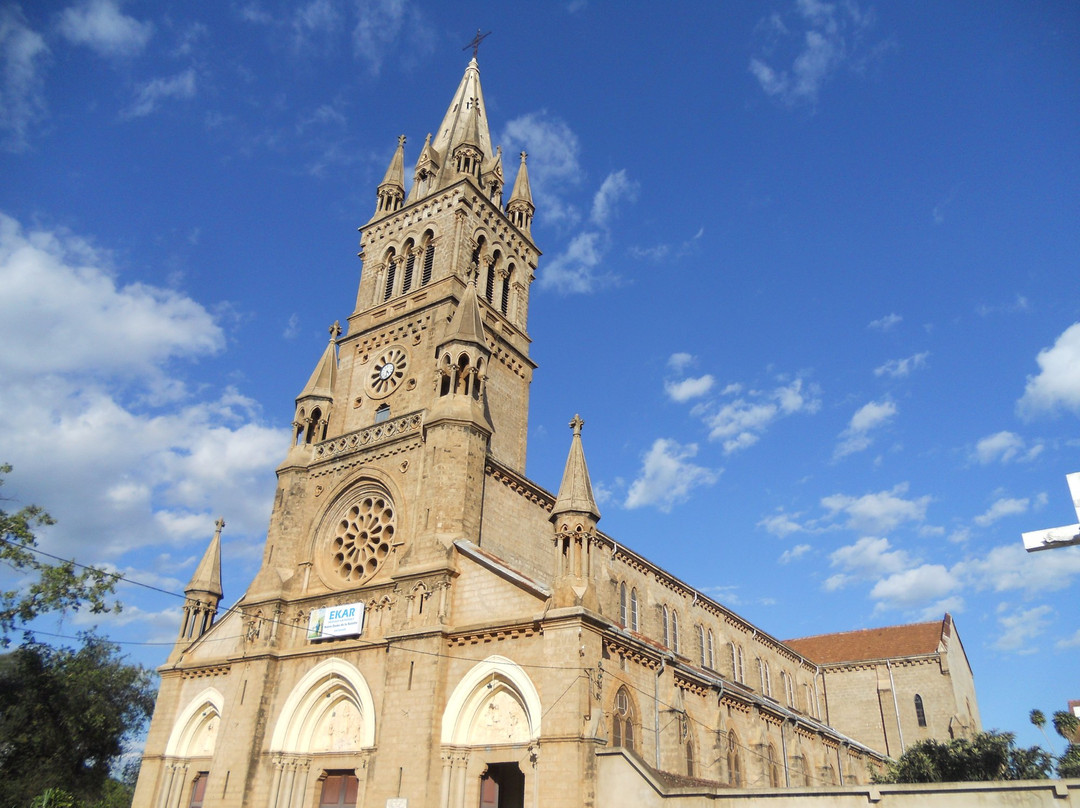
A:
375,135,406,215
176,517,224,646
552,414,601,525
507,151,535,232
292,322,339,446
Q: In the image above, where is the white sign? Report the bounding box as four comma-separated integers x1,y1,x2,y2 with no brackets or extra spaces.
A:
386,800,407,808
307,602,365,640
1023,472,1080,552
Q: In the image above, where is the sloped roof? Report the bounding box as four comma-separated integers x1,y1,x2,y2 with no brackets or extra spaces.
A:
785,615,950,664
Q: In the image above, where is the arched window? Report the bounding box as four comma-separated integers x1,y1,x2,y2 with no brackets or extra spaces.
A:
707,630,715,669
188,773,209,808
671,610,680,654
763,661,772,697
319,773,359,808
767,744,781,787
727,731,742,787
685,739,695,777
612,687,636,752
662,605,670,647
383,250,397,301
736,645,746,683
421,236,435,286
401,241,415,293
305,407,323,444
915,694,926,727
485,251,499,302
697,624,706,667
619,582,627,627
630,588,639,632
501,263,513,315
781,671,795,706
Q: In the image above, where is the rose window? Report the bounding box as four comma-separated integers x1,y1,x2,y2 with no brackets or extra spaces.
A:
367,346,408,399
330,495,395,583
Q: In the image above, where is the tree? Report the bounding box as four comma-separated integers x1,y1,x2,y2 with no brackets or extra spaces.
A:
0,634,157,807
1,463,119,645
874,731,1053,783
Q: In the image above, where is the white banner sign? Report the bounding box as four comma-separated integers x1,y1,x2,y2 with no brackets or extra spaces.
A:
307,602,365,640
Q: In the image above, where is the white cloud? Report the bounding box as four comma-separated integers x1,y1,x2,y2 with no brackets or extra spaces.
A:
972,431,1043,465
1017,322,1080,417
749,0,875,107
696,376,821,454
874,351,928,378
820,482,930,534
500,111,582,225
624,438,720,512
994,604,1053,653
667,352,694,373
974,496,1032,527
870,564,959,612
537,231,612,294
956,544,1080,597
779,544,811,564
352,0,434,75
590,169,638,226
835,399,896,459
125,68,197,118
1056,629,1080,650
831,536,911,577
758,511,806,538
868,313,902,331
0,6,49,152
0,213,285,565
665,375,715,403
58,0,153,58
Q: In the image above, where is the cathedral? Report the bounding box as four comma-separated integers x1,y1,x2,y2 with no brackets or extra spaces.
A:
134,55,981,808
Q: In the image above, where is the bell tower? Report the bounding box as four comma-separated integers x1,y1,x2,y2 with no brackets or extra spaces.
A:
338,55,538,472
246,55,539,604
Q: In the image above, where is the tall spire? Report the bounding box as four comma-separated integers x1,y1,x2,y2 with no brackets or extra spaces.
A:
175,517,224,649
552,414,601,523
375,135,406,214
430,58,494,190
507,151,534,232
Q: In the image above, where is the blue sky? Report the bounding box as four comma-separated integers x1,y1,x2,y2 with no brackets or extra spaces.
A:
1,1,1078,752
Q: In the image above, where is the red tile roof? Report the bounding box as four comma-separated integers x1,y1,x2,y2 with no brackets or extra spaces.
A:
785,615,950,665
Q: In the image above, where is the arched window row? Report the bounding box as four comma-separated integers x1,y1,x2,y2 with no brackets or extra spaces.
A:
380,232,438,303
467,234,517,317
437,351,484,400
295,406,328,446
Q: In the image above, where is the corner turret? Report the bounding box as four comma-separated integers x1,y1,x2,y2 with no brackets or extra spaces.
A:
551,415,601,609
291,322,340,447
507,151,535,233
375,135,406,215
176,517,224,646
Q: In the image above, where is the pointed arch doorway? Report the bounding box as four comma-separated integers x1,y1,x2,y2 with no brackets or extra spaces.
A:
478,762,524,808
440,656,541,808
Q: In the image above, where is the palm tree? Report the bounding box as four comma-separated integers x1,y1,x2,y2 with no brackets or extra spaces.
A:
1031,709,1056,753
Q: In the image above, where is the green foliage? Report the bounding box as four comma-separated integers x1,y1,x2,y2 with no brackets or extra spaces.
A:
1031,709,1046,729
1058,744,1080,779
874,731,1053,783
1053,710,1080,744
0,635,157,808
1,464,119,645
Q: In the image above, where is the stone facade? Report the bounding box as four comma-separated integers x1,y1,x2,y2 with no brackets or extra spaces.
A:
134,57,981,808
786,616,981,758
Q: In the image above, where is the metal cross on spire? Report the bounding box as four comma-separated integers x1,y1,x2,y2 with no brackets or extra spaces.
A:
463,29,492,60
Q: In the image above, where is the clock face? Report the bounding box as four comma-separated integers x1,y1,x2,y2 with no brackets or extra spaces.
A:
367,346,408,399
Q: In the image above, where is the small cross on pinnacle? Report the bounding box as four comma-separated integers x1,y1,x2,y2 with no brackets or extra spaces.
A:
397,134,406,147
329,320,342,339
464,29,492,60
213,517,225,538
520,151,528,164
570,414,584,436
